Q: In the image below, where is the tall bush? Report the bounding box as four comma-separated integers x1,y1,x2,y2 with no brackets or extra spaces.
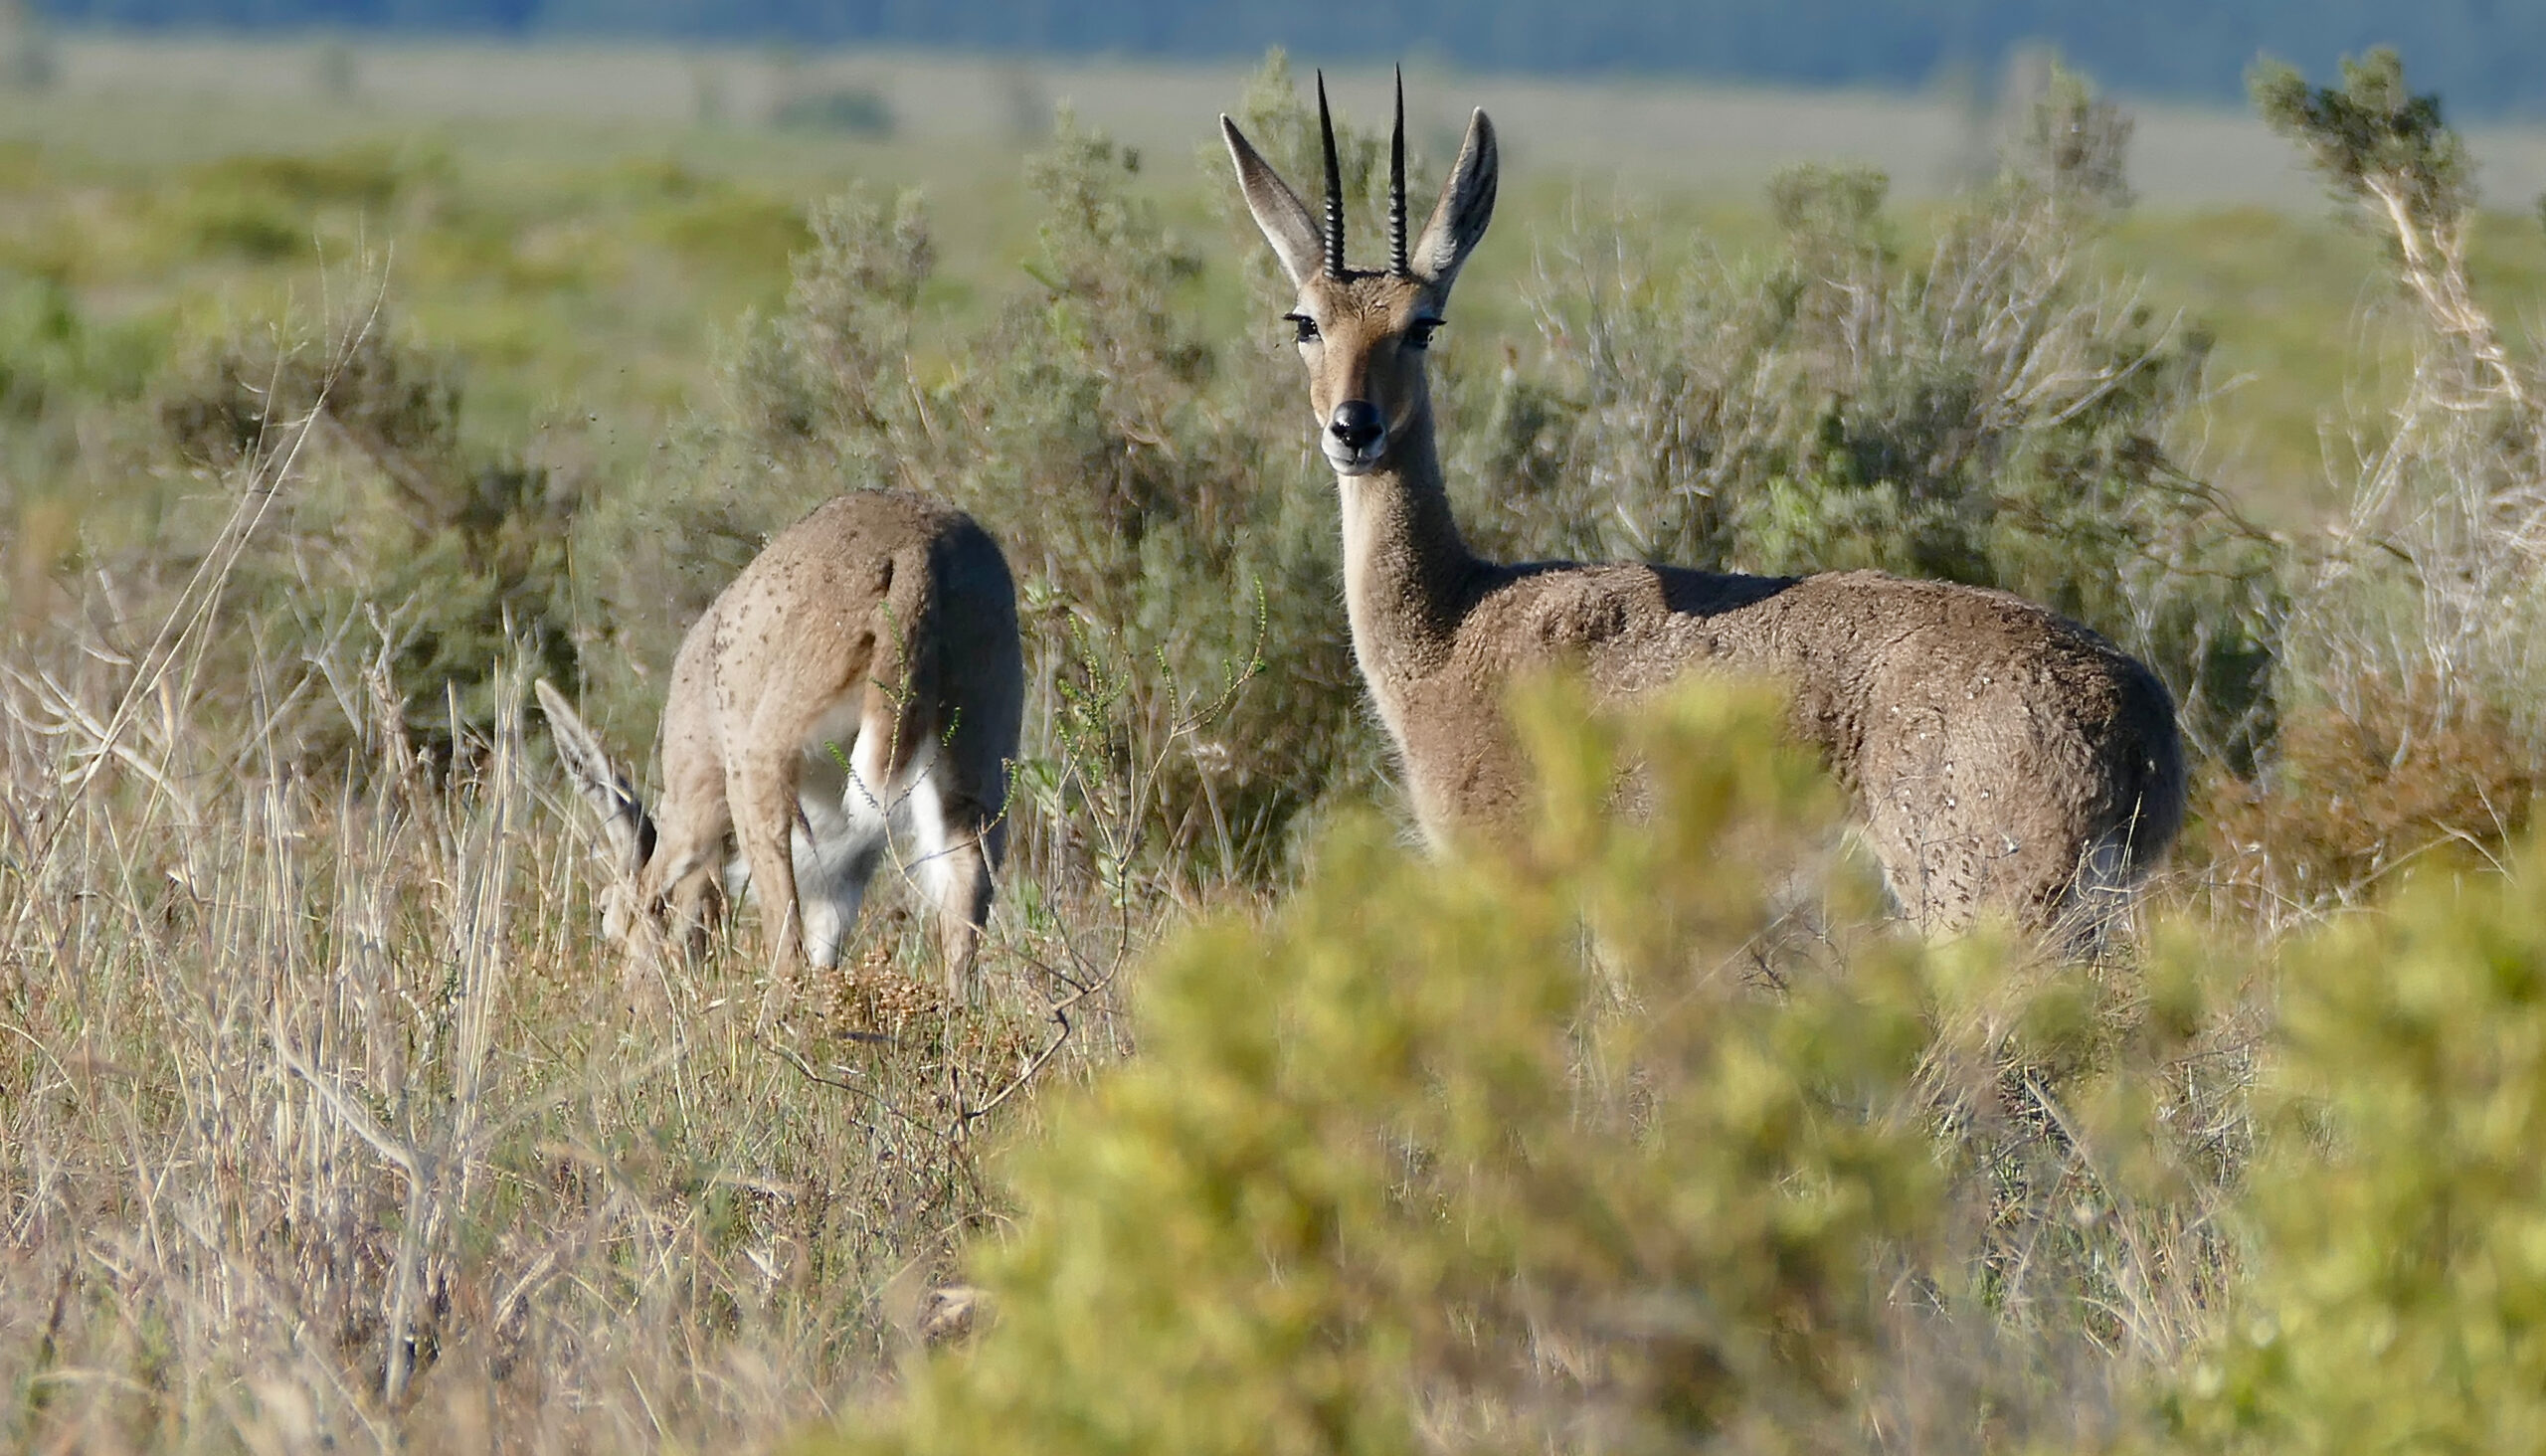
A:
2167,830,2546,1451
827,682,1949,1453
1460,68,2281,769
154,311,579,758
2210,50,2546,906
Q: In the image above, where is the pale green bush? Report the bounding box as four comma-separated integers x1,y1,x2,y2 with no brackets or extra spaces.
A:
0,273,168,577
2166,829,2546,1452
153,310,580,759
817,679,2249,1454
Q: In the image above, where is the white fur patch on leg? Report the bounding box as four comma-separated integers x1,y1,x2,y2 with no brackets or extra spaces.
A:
905,768,961,910
773,713,894,969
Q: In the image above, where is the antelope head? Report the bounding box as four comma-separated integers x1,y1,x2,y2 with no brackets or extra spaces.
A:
1221,71,1499,476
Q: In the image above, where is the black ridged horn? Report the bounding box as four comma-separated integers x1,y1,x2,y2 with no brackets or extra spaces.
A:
1318,70,1346,277
1389,67,1409,276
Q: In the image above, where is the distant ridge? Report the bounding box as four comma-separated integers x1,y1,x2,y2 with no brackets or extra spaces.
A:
29,0,2546,119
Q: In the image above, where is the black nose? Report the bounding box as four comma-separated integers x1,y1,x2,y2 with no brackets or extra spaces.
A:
1329,401,1384,452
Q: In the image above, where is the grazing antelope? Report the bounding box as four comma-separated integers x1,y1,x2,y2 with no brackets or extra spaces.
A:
537,489,1023,993
1220,75,2184,933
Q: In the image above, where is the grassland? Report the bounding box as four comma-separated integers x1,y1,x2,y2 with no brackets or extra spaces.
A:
2,37,2545,1453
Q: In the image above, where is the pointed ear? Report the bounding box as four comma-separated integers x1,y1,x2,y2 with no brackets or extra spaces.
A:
1410,108,1498,293
1221,115,1324,288
534,678,652,879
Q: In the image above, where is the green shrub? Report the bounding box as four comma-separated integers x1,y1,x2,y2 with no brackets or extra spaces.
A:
821,682,2030,1453
772,685,2279,1456
0,273,171,600
166,143,446,262
154,313,577,758
0,272,163,421
2166,830,2546,1452
1459,68,2282,769
643,185,813,279
188,143,432,212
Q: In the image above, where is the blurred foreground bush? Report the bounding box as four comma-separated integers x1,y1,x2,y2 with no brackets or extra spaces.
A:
820,679,2239,1454
830,681,1929,1452
2168,826,2546,1452
822,683,2546,1456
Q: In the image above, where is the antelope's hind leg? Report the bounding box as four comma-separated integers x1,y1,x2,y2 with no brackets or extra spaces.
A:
796,711,894,970
725,714,814,972
905,763,1000,1003
840,661,995,1001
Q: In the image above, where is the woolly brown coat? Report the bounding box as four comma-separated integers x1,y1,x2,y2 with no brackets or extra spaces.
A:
1225,82,2181,931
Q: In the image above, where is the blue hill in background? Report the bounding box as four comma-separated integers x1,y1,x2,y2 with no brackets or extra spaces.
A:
32,0,2546,118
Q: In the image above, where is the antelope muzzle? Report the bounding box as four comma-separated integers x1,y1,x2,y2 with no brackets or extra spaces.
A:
1326,399,1386,473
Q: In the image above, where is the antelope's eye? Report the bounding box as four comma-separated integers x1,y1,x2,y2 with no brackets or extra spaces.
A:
1405,319,1443,349
1284,312,1320,344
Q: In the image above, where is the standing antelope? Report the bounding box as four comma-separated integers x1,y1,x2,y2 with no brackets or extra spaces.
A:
537,489,1023,993
1220,75,2184,932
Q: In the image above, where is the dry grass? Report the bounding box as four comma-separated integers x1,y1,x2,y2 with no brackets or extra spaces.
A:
2201,675,2537,906
0,349,1187,1447
0,657,1161,1447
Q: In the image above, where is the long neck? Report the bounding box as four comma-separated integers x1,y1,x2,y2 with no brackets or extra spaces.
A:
1336,407,1480,688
